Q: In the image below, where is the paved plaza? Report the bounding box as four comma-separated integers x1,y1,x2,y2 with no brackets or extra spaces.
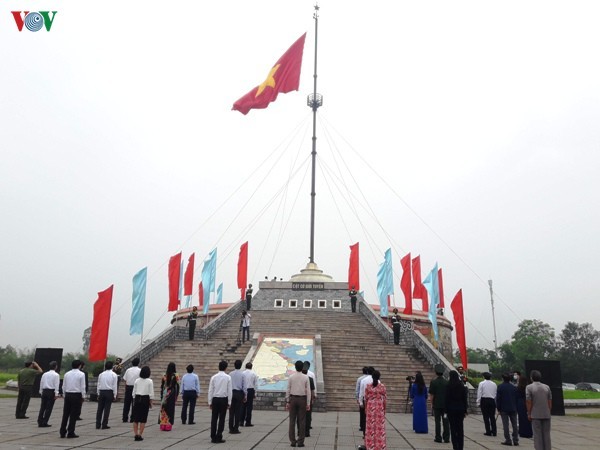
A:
0,395,598,449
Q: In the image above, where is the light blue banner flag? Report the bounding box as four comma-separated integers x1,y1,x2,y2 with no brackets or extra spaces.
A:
183,295,192,308
423,262,440,341
201,248,217,314
216,283,223,304
130,267,147,336
376,248,394,317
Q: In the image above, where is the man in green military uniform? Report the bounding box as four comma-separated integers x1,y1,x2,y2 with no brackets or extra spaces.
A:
16,361,42,419
429,364,450,443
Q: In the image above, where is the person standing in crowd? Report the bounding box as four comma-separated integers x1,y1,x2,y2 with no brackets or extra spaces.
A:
359,366,374,437
180,364,200,425
241,311,251,344
512,371,521,386
302,362,316,437
410,372,428,434
497,372,519,446
456,365,468,385
477,372,497,436
390,308,401,345
286,360,311,448
245,284,253,310
526,370,552,450
241,362,259,427
356,367,369,432
349,286,358,313
159,362,180,429
37,361,60,427
76,361,89,421
15,360,42,419
229,359,246,434
132,366,154,442
96,360,118,430
445,370,468,450
113,358,123,376
516,375,533,438
60,359,86,439
122,357,141,423
187,306,198,340
208,360,232,444
364,370,387,450
429,364,450,443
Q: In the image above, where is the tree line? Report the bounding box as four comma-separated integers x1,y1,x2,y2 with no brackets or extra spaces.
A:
462,319,600,383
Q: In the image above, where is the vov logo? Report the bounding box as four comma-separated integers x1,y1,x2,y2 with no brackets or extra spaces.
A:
12,11,58,32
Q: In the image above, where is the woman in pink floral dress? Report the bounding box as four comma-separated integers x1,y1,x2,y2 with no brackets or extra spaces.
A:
364,370,387,450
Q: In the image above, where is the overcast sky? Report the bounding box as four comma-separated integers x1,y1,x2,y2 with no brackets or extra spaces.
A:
1,1,599,359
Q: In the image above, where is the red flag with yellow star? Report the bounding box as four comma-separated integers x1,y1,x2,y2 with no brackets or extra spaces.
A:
233,33,306,115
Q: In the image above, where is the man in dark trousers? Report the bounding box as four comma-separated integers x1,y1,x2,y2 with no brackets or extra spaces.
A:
60,359,86,438
38,361,60,427
122,357,141,422
349,286,358,312
208,360,232,444
96,361,118,430
181,364,200,425
228,359,246,434
390,308,402,345
429,364,450,443
187,306,198,340
496,372,519,446
302,362,316,437
15,360,42,419
245,284,253,310
477,372,498,436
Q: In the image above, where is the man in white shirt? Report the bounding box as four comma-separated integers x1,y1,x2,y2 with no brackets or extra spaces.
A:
477,371,498,436
208,360,232,444
241,311,251,343
122,357,141,423
37,361,60,427
96,361,118,430
181,364,200,425
241,362,259,427
59,359,86,438
355,367,368,432
358,366,374,436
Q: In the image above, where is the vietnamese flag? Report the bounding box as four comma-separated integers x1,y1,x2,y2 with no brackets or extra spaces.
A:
88,285,113,362
400,253,412,315
168,252,182,312
232,33,306,115
183,253,195,297
451,289,468,370
438,267,445,308
348,242,360,291
237,242,248,300
198,282,204,310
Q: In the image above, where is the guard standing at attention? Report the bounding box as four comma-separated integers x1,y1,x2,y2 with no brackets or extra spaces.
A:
245,284,253,310
349,286,358,313
390,308,401,345
187,306,198,341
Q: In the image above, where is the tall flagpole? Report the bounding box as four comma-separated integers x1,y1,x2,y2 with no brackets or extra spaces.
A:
307,3,322,264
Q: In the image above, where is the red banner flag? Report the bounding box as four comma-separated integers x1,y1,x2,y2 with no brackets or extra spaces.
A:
88,285,113,362
183,253,195,297
400,252,412,315
411,255,428,312
168,252,182,312
198,282,204,309
232,33,306,115
451,289,468,370
438,268,445,308
237,242,248,300
348,242,360,291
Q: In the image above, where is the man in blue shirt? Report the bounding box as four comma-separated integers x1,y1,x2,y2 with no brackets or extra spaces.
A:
228,359,246,434
180,364,200,425
496,372,519,446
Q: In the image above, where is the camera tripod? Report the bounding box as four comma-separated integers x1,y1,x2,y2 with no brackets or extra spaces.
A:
404,379,413,413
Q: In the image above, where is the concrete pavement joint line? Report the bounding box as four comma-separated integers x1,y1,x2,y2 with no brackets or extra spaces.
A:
62,427,135,449
249,415,288,449
384,416,415,450
333,411,339,449
161,425,212,449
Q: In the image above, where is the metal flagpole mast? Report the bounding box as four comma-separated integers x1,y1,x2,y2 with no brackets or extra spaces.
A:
307,3,323,264
488,279,499,352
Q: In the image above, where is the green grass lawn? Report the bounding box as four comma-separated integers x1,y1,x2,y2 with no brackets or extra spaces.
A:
563,390,600,400
0,373,18,386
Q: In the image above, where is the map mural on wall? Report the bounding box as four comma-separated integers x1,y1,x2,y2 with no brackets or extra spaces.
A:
254,337,314,391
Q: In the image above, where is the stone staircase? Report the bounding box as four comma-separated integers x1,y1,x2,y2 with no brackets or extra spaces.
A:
137,307,437,412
